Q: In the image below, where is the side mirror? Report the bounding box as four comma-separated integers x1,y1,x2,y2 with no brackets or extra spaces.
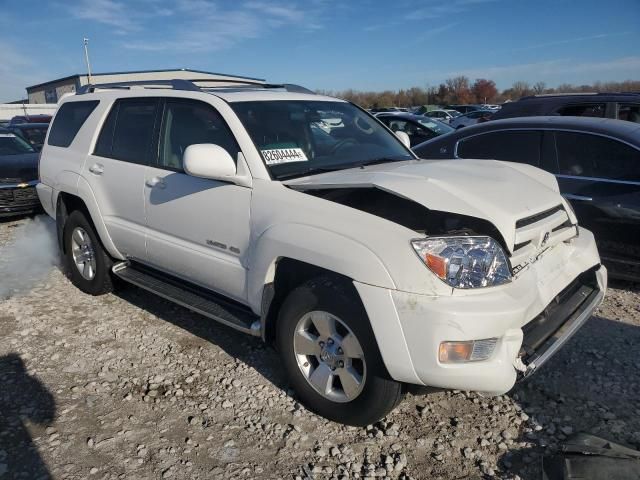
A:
395,131,411,148
183,144,236,181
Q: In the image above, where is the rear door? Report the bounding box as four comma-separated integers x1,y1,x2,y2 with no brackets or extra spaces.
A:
86,97,161,261
553,131,640,279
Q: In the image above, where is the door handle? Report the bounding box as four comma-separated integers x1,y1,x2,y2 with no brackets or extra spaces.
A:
563,194,592,202
145,176,166,189
88,163,104,175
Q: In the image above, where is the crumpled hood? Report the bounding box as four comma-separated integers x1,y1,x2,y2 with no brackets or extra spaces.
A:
284,159,563,251
0,153,39,181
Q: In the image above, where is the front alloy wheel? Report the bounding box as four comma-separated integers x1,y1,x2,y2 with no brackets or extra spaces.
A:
277,276,403,426
294,311,366,403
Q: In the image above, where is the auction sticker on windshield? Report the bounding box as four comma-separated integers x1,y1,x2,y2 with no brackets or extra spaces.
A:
262,148,308,165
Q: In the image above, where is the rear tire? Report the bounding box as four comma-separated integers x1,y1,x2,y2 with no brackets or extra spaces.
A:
63,210,114,296
276,276,403,426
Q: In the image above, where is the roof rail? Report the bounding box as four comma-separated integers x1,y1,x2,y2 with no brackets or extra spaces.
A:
76,79,314,95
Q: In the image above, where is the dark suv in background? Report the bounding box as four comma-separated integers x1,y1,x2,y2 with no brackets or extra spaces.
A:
413,116,640,281
492,93,640,123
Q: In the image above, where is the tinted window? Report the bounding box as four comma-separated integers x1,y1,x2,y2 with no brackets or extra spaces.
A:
47,100,99,147
94,103,117,158
159,100,239,171
457,130,542,166
556,103,605,118
95,99,159,164
618,104,640,124
555,132,640,181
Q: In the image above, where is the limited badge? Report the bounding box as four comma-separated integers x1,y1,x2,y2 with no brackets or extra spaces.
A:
262,148,308,165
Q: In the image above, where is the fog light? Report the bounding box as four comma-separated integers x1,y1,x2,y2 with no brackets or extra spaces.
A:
439,338,498,363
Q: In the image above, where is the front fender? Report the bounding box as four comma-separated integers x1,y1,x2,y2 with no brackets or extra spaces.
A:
247,223,396,312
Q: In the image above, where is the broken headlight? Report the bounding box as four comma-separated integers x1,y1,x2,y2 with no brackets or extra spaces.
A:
412,236,512,288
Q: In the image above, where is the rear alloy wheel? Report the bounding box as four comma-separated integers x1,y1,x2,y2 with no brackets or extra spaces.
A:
63,210,114,295
277,277,403,426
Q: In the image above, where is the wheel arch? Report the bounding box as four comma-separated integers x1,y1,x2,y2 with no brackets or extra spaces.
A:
55,181,123,260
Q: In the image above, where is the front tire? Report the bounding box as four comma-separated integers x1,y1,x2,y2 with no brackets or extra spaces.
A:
276,276,403,426
63,210,114,296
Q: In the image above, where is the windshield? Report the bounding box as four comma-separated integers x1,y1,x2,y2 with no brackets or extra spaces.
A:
0,133,35,155
231,101,413,180
20,127,47,146
416,118,454,135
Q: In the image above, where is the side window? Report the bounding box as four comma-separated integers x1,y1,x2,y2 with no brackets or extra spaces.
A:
94,99,159,164
618,104,640,124
556,103,605,118
555,132,640,181
456,131,542,166
159,100,240,171
47,100,99,147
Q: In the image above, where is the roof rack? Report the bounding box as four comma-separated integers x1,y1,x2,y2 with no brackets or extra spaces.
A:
76,79,314,95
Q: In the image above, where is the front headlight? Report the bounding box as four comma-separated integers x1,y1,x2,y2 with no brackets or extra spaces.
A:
412,236,512,288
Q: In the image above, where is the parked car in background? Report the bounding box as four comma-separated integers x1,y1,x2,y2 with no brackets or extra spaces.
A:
446,104,482,114
413,116,640,281
6,123,49,151
449,110,494,129
369,107,406,114
376,113,454,146
0,128,41,217
491,93,640,123
422,109,461,123
9,114,52,125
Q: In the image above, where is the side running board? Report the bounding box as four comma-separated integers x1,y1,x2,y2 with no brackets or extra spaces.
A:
112,262,261,337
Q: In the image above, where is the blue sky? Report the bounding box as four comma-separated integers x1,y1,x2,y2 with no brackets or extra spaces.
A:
0,0,639,102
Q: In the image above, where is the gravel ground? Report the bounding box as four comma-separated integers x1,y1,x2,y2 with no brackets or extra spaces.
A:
1,215,639,480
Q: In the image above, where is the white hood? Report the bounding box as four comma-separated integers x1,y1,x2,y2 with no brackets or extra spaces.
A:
284,159,563,251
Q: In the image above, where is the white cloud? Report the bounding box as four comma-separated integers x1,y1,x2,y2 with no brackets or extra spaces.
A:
72,0,140,31
120,0,327,53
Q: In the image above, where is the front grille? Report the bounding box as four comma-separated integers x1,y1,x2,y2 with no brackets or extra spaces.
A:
511,204,577,270
515,205,564,229
0,187,38,207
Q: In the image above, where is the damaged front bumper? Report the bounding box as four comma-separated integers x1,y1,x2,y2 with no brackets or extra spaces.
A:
517,266,605,380
354,227,606,394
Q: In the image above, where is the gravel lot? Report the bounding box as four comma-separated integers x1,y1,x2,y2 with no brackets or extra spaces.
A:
1,215,639,480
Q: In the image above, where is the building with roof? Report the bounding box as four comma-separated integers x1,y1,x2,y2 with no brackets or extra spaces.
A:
25,68,264,104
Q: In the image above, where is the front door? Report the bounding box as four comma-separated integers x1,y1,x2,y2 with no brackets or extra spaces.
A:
143,98,251,302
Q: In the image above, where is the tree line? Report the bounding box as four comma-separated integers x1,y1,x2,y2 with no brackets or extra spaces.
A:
316,78,640,109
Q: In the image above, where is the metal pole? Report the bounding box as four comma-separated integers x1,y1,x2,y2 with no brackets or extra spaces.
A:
83,37,93,84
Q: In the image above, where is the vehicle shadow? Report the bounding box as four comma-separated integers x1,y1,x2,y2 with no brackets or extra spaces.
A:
114,285,290,393
0,353,56,479
501,315,640,479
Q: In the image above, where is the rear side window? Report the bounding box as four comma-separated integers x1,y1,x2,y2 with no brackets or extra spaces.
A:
556,103,605,118
47,100,99,147
456,130,542,166
94,99,159,164
555,132,640,181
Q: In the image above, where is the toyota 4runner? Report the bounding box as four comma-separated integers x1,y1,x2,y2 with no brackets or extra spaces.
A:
37,78,606,426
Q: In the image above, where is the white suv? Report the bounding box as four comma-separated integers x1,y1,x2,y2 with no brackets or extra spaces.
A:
37,78,606,426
